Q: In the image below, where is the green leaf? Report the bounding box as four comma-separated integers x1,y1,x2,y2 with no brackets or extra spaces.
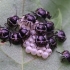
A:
0,0,70,70
51,9,62,29
0,42,23,64
0,47,21,70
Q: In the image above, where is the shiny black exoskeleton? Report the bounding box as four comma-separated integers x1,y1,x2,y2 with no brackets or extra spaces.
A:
9,32,22,45
55,30,66,42
57,50,70,62
45,21,54,32
45,21,54,38
24,13,36,23
7,15,19,27
19,28,30,40
49,37,57,50
35,8,51,19
0,27,9,41
35,35,47,47
35,24,47,35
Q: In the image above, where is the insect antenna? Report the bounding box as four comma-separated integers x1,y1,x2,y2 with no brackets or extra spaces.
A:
56,51,62,54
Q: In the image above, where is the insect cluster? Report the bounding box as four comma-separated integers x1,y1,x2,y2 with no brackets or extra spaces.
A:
0,8,66,59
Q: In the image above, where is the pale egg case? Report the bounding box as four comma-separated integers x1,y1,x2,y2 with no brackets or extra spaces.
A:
17,16,52,59
23,35,52,59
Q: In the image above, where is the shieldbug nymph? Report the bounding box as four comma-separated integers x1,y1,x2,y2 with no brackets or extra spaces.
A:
19,28,30,41
35,23,47,35
0,27,9,42
56,50,70,62
35,8,51,19
7,15,19,27
9,32,22,45
35,35,48,47
5,4,20,30
55,30,66,42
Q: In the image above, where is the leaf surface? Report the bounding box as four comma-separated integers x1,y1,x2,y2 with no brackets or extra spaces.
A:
0,0,70,70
